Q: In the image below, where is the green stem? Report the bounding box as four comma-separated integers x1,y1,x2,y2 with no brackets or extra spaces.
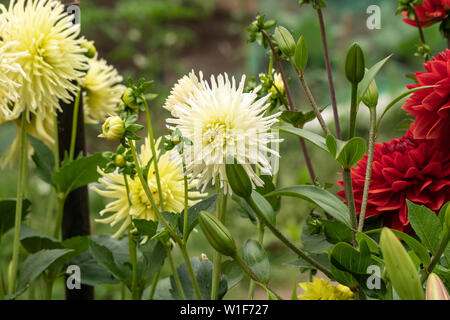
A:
211,191,228,300
343,168,358,245
128,228,139,299
421,230,450,283
246,195,333,279
180,245,202,300
69,85,82,161
148,269,161,300
143,99,165,211
53,195,65,239
358,107,376,232
121,283,126,300
43,278,53,300
128,141,180,243
248,223,265,299
233,254,283,300
7,113,28,294
164,243,185,300
182,159,189,243
349,83,358,139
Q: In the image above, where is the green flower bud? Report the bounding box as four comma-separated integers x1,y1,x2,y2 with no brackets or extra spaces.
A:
294,35,308,72
345,43,365,84
361,70,379,109
274,26,296,57
225,161,252,199
380,228,424,300
198,211,237,257
81,41,97,59
99,116,125,140
122,88,139,109
426,273,450,300
114,154,126,167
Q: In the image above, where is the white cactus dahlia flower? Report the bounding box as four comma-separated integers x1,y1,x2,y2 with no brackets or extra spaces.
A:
0,0,88,121
165,72,281,194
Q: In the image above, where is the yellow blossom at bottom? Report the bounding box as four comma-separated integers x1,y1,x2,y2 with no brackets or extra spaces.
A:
298,278,354,300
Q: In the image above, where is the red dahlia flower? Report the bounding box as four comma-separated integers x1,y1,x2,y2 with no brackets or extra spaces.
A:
402,49,450,147
337,129,450,232
402,0,450,27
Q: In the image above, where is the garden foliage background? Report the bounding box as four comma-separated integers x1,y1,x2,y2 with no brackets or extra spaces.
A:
0,0,446,299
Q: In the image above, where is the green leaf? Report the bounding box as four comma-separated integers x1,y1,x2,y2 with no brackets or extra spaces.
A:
356,232,380,255
301,224,333,254
0,199,31,238
17,249,73,293
249,191,276,225
221,260,244,289
68,252,119,286
256,175,281,212
438,202,449,230
294,35,308,71
326,135,367,169
357,55,391,103
407,201,442,254
53,153,108,197
266,185,351,227
139,238,166,286
169,257,227,300
323,220,353,244
133,219,158,238
285,253,330,270
279,125,328,152
89,237,131,288
243,239,270,283
28,135,55,185
20,225,62,253
178,194,218,240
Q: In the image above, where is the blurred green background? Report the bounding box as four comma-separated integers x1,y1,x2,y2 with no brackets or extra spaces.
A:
0,0,447,299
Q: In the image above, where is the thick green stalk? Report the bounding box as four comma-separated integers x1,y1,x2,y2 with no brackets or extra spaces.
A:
69,86,82,161
358,107,376,232
343,168,358,245
128,228,139,299
7,113,28,294
164,243,185,300
211,192,228,300
233,253,283,300
148,269,161,300
349,83,358,139
248,223,265,299
43,278,53,300
179,245,202,300
143,99,165,211
246,195,333,279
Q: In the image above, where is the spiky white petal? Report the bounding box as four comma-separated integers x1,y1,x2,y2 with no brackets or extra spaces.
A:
163,70,203,116
93,138,205,238
166,72,281,194
0,0,88,121
83,57,125,123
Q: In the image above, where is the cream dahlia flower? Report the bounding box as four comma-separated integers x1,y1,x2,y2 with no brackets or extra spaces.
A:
0,0,88,121
165,72,281,194
163,70,203,115
83,57,125,123
93,138,205,238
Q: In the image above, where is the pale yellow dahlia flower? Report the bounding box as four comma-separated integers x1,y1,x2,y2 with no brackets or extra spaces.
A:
298,278,354,300
93,138,205,238
0,0,88,121
165,72,281,194
163,70,203,115
83,57,125,123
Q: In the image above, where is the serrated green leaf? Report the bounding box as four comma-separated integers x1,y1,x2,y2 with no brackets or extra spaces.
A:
20,225,62,253
243,239,270,283
0,199,31,238
178,194,218,240
407,201,442,254
28,135,55,185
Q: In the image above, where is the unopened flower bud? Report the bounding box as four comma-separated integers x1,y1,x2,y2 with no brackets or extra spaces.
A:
345,43,365,84
114,154,126,167
198,211,237,257
122,88,139,109
99,116,125,140
225,160,252,199
380,228,424,300
274,26,296,57
362,71,379,109
81,41,97,59
270,73,284,95
426,273,450,300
